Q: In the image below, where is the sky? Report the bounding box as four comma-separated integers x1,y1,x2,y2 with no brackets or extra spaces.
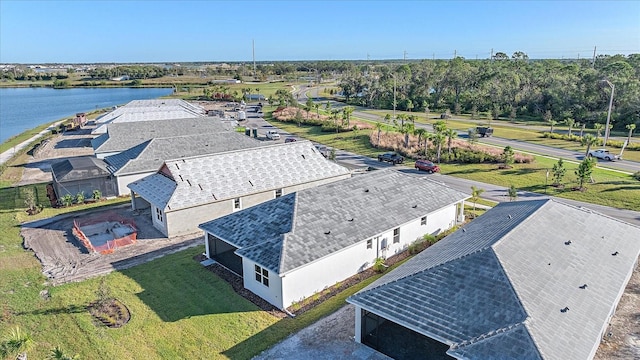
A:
1,0,638,63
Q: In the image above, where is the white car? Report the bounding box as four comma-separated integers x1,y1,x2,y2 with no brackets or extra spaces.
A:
588,149,620,161
266,130,280,140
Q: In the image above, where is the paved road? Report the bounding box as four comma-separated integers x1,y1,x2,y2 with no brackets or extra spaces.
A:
0,121,64,167
293,87,640,174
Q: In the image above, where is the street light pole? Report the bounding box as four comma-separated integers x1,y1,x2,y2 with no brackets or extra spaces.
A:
393,75,396,121
602,79,615,147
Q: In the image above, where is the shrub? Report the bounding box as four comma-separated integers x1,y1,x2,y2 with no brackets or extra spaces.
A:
92,190,102,200
75,192,85,204
633,171,640,181
60,194,73,207
373,257,387,273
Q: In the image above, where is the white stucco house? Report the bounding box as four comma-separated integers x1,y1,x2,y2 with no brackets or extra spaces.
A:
128,140,351,237
104,132,264,196
91,117,233,159
347,199,640,359
199,169,469,311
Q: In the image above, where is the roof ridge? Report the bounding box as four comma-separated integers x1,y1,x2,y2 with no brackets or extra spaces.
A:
165,140,314,164
278,193,299,273
548,198,640,230
451,322,527,349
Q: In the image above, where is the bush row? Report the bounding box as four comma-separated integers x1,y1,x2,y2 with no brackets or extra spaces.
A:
542,132,640,151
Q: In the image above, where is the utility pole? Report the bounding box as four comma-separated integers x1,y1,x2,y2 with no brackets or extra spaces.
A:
252,40,256,79
454,49,457,58
602,80,615,146
432,53,435,60
491,48,494,61
592,46,597,68
393,75,397,122
403,50,407,61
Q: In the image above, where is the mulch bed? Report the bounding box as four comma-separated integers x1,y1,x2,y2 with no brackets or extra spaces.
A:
193,248,417,318
88,298,131,328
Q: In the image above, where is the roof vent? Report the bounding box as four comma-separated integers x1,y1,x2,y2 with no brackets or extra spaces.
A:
564,240,571,245
508,214,512,219
364,189,369,193
198,184,203,191
348,218,354,222
462,228,466,233
579,284,588,289
560,307,570,313
412,205,417,208
548,263,551,266
612,251,619,256
249,180,254,186
324,231,331,235
301,154,305,159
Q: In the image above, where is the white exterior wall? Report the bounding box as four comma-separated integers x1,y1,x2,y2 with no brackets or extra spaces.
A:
95,151,120,159
242,258,284,309
354,305,362,343
281,238,379,309
279,202,459,309
116,172,153,196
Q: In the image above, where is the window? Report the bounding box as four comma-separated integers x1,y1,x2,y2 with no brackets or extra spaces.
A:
275,189,283,198
393,228,400,243
367,239,372,249
233,197,241,210
156,208,163,222
421,216,427,226
255,265,269,287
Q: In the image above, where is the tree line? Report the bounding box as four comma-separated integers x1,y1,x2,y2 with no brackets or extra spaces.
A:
338,54,640,130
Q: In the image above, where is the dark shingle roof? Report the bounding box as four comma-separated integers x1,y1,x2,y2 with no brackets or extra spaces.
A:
104,132,263,175
348,199,640,360
51,156,111,182
199,170,469,273
91,117,233,154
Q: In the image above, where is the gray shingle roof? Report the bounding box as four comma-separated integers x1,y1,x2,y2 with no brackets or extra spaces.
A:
104,132,263,175
129,140,351,212
91,117,233,154
94,99,203,125
199,169,470,273
51,156,111,182
348,199,640,360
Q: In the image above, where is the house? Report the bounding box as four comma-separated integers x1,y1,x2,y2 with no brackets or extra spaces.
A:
347,199,640,360
128,141,351,237
91,117,233,159
51,156,117,199
91,99,204,134
199,170,469,310
104,132,265,196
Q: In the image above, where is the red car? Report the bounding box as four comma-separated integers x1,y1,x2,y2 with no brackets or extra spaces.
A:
415,159,440,173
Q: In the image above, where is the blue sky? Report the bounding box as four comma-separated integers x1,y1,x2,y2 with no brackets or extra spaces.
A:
1,0,638,63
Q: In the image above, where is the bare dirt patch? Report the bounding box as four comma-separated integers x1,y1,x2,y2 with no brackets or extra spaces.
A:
595,263,640,359
17,128,95,186
21,205,202,285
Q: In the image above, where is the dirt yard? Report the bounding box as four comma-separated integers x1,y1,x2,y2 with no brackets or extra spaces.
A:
595,263,640,359
18,127,95,186
21,205,202,285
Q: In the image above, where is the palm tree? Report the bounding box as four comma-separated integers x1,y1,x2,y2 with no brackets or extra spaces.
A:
0,327,34,360
445,128,457,155
414,128,427,153
593,123,603,139
305,98,314,122
626,124,637,145
48,346,79,360
581,134,597,158
432,132,446,163
401,123,415,148
375,122,383,147
470,186,485,210
565,118,575,136
548,119,558,133
313,103,320,119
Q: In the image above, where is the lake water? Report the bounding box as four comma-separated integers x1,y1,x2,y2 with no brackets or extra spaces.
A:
0,87,174,144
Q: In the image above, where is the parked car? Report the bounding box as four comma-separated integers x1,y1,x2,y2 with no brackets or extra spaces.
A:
377,152,404,164
266,130,281,140
415,159,440,173
314,144,329,157
285,137,297,143
588,149,620,161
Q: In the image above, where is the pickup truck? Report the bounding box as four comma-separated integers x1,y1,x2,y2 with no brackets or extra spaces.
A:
377,152,404,164
266,130,281,140
588,149,620,161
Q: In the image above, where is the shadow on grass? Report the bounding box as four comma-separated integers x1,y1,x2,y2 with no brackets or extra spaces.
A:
500,168,544,176
16,304,86,317
445,168,491,175
120,248,258,322
600,186,640,192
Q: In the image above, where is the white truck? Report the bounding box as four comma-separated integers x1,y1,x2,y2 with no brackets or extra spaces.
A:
266,130,281,140
587,149,620,161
